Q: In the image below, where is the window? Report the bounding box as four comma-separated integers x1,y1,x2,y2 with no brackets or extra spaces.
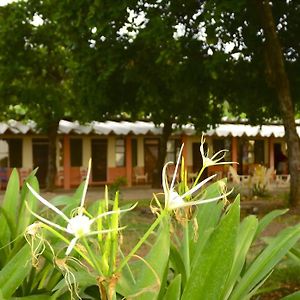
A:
0,140,9,167
8,139,22,167
165,140,180,163
213,138,232,161
70,139,83,167
115,138,125,167
241,140,264,165
254,140,265,164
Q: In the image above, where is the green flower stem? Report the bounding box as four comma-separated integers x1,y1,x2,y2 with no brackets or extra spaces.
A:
40,223,94,268
82,237,103,276
183,224,191,278
116,210,168,273
193,166,206,188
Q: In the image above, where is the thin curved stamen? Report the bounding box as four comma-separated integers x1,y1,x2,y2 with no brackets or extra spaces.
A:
211,149,228,160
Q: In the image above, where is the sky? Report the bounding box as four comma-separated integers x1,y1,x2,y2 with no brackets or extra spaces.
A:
0,0,16,6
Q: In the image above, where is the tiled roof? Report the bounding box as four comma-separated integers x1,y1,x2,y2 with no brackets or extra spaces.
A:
0,119,296,137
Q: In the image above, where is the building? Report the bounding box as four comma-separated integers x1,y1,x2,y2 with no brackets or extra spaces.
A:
0,119,291,189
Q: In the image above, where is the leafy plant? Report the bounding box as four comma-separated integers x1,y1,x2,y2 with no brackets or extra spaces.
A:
3,142,300,299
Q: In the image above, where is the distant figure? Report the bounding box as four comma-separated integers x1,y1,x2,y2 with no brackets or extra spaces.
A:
277,150,288,174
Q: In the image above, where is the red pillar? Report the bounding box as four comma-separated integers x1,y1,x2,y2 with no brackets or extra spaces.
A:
126,136,132,187
269,136,274,169
232,136,238,170
63,135,71,190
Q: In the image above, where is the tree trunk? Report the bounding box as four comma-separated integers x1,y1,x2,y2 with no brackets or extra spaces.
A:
45,121,59,191
255,0,300,206
152,120,173,188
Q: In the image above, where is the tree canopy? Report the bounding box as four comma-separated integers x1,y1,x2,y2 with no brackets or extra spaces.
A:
1,0,300,202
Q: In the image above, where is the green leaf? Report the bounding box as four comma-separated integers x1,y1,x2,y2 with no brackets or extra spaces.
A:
230,224,300,300
288,247,300,266
0,244,31,298
0,169,20,245
182,198,240,300
163,274,181,300
222,215,258,300
117,222,170,300
169,245,187,287
255,209,289,239
281,291,300,300
11,295,53,300
17,176,39,235
189,181,225,261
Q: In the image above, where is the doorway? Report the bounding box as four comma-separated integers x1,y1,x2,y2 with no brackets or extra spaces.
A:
32,139,49,187
144,139,159,183
91,139,107,182
274,143,288,174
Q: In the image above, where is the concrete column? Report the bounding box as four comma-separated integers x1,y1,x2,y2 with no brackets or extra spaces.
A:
126,136,132,187
22,137,32,168
137,136,144,167
82,137,91,167
269,136,274,169
107,137,115,168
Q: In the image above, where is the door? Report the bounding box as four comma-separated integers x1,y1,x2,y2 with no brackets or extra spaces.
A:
32,139,49,187
144,139,159,182
91,139,107,182
274,143,288,174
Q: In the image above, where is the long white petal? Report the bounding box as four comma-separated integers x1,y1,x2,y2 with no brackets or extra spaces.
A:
89,202,138,225
172,190,232,209
79,159,92,214
26,184,70,223
170,144,184,190
25,201,70,233
66,237,78,255
181,174,217,198
162,162,172,193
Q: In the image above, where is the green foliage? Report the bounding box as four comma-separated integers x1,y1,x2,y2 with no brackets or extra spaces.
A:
0,169,65,298
1,152,300,300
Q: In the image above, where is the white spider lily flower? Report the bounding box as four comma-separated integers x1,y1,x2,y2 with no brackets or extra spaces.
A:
200,135,236,168
26,159,136,255
163,144,231,211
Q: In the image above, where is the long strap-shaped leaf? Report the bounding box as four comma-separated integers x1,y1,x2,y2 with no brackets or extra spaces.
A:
182,198,240,300
117,221,170,300
0,244,31,298
0,169,20,248
229,224,300,300
222,215,258,300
